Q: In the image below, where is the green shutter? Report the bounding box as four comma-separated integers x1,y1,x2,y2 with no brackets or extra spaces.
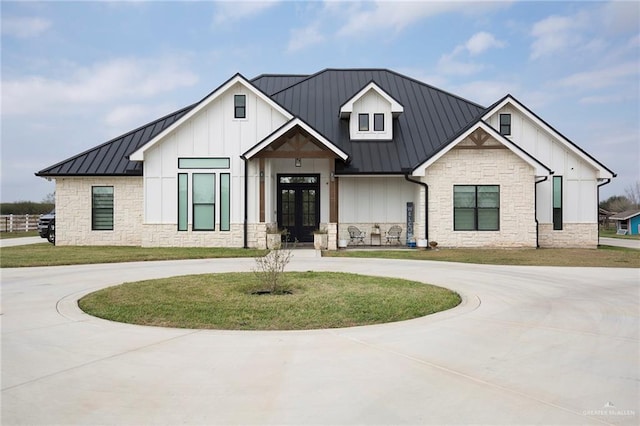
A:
92,186,114,230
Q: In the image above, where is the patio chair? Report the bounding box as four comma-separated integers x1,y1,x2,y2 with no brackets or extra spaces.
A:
347,226,366,245
385,225,402,245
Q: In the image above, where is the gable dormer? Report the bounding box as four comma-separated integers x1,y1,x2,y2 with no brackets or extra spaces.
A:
340,81,403,141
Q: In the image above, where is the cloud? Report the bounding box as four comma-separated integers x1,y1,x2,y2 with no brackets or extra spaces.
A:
213,1,280,26
287,24,325,52
465,32,506,56
1,16,51,38
529,13,588,60
2,57,199,116
336,1,509,38
558,61,639,91
437,32,506,76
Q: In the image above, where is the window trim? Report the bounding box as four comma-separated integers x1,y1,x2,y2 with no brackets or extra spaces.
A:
358,113,369,131
453,185,500,231
234,94,246,119
499,113,511,136
373,113,384,132
91,186,114,231
553,176,563,230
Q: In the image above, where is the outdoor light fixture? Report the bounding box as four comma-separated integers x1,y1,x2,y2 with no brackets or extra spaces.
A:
295,158,302,167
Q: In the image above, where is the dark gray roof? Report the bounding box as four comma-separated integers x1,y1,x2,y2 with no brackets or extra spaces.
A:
251,74,309,95
37,104,195,176
263,69,486,173
36,68,488,176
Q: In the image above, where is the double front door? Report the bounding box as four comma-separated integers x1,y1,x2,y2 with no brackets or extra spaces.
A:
277,175,320,243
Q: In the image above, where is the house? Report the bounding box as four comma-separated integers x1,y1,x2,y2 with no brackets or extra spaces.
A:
36,69,615,249
609,209,640,235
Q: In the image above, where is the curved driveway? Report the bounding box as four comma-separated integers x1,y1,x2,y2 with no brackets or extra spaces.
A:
2,253,638,425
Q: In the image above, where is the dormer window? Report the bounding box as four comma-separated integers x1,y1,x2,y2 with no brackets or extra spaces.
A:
234,95,246,119
358,114,369,131
374,113,384,131
499,113,511,136
340,82,403,141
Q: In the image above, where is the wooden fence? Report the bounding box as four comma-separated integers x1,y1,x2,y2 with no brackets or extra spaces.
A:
1,214,42,233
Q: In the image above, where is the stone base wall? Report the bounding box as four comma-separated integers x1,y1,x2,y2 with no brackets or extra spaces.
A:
425,148,537,248
55,177,143,246
141,224,246,247
538,223,598,248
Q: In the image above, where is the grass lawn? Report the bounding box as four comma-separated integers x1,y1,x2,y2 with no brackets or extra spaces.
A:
0,244,267,268
0,231,39,239
324,246,640,268
78,271,461,330
599,229,640,240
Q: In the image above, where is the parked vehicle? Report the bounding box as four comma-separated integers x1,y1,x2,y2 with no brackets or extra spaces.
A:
38,210,55,238
47,219,55,245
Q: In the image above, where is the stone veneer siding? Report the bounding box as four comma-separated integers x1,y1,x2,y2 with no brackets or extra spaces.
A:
538,223,598,248
55,177,143,246
424,148,537,248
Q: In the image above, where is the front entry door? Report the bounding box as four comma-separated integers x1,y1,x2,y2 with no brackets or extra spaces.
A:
277,175,320,243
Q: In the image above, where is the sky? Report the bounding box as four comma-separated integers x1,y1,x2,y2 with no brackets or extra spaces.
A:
1,0,639,203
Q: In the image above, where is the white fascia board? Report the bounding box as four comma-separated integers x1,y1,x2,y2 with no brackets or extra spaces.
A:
412,121,552,177
242,118,349,161
482,96,614,179
129,74,293,161
339,82,404,118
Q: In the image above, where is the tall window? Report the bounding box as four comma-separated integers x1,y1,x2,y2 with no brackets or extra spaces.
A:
178,174,188,231
553,176,563,230
499,114,511,136
92,186,114,230
374,113,384,131
177,158,231,232
193,174,215,231
454,185,500,231
220,173,231,231
234,94,246,119
358,113,369,131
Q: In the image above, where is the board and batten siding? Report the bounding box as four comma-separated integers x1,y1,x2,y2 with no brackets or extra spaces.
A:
487,107,598,224
339,176,416,223
349,90,393,140
142,82,289,226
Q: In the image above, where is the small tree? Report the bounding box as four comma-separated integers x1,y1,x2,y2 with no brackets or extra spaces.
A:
624,181,640,208
252,231,294,295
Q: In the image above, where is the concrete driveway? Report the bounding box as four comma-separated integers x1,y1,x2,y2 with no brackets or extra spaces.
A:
2,254,638,425
600,237,640,250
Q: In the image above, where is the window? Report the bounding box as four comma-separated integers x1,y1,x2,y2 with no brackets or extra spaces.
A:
179,158,230,169
374,113,384,131
178,174,188,231
220,173,230,231
499,114,511,136
358,113,369,131
454,185,500,231
234,94,246,119
193,174,215,231
92,186,114,230
553,176,562,230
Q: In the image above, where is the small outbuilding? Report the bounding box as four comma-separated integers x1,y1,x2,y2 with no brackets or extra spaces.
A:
609,209,640,235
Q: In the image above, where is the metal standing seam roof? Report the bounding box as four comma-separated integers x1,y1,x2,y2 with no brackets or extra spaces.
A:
37,69,487,177
254,69,486,174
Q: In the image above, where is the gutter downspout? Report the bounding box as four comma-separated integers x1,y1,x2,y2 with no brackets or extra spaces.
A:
534,176,549,248
597,178,612,247
243,158,249,249
404,174,429,241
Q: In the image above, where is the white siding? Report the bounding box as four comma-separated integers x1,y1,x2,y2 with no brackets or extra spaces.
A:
350,90,393,140
339,177,415,223
141,82,289,227
487,106,598,223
